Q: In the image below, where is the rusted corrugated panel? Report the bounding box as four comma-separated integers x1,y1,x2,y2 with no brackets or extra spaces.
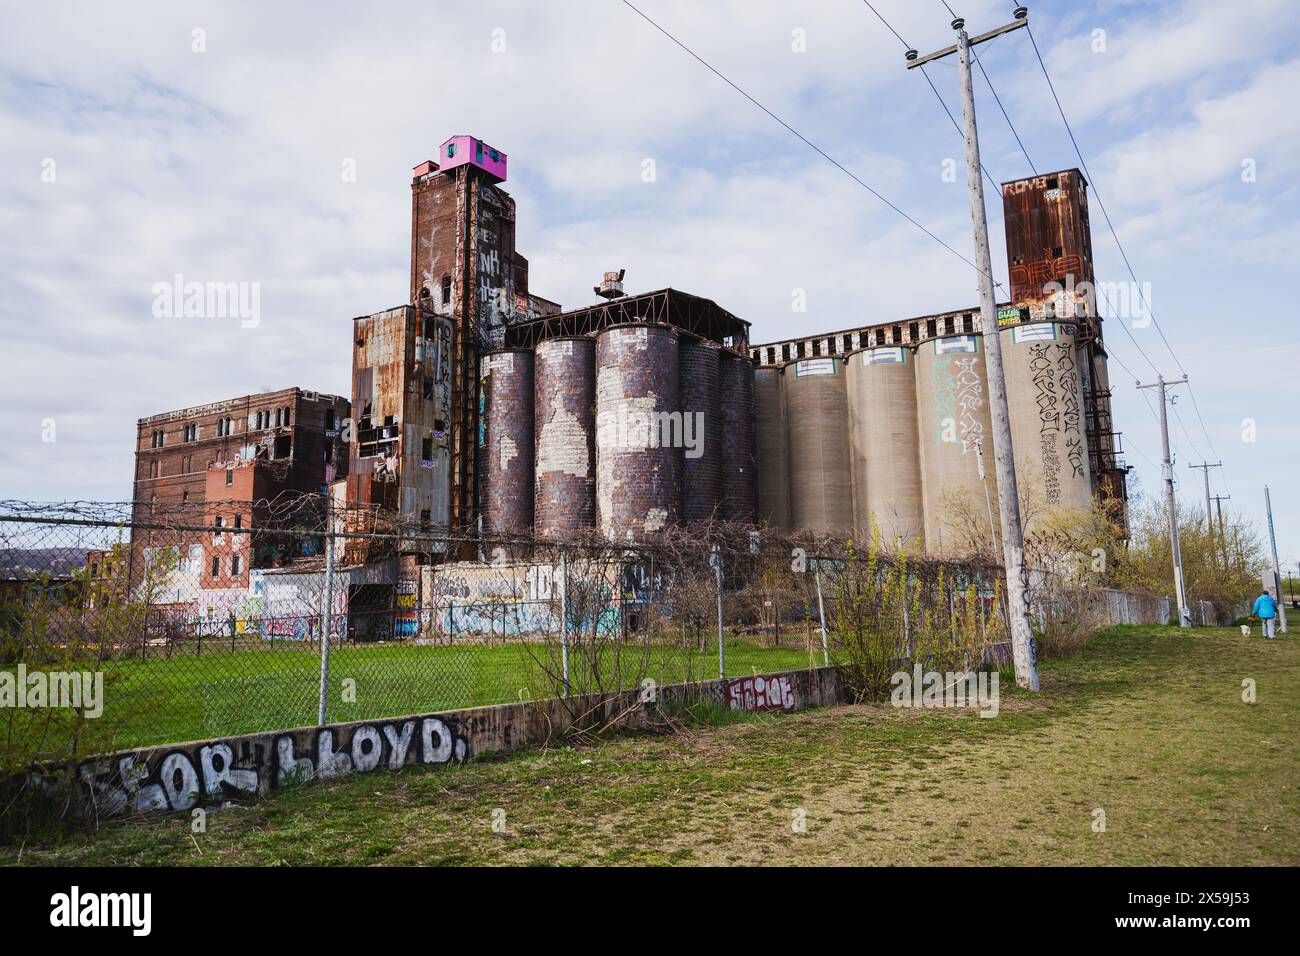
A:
1002,168,1095,322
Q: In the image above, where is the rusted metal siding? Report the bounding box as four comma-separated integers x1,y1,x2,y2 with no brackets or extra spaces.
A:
718,351,757,523
478,349,535,537
754,366,791,530
349,306,454,535
534,337,596,537
846,347,924,550
678,339,721,522
595,324,682,541
784,358,852,534
1002,169,1095,325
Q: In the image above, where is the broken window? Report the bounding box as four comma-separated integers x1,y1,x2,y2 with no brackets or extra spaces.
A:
422,377,433,400
274,435,291,459
441,274,452,305
325,408,336,430
421,436,433,462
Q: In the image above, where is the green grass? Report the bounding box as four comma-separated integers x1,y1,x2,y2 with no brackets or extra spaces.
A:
89,636,824,750
7,624,1297,866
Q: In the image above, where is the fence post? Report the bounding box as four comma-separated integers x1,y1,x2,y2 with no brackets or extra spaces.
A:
317,513,335,726
559,548,570,695
711,543,725,679
814,566,829,667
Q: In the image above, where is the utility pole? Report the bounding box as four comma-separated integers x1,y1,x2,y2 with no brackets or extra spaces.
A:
1264,485,1289,633
1188,462,1221,526
1211,493,1231,569
908,8,1039,689
1136,375,1191,627
1190,461,1221,569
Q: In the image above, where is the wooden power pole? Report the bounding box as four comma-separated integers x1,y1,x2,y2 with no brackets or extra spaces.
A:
908,9,1039,690
1136,375,1192,627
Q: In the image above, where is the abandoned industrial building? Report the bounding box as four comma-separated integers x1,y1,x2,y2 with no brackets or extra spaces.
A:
119,135,1127,636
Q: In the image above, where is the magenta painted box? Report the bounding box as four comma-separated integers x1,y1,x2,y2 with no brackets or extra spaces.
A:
437,135,507,182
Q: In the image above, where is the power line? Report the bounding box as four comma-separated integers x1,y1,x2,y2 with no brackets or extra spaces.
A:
1022,16,1227,486
860,1,1004,197
971,45,1036,174
620,0,995,283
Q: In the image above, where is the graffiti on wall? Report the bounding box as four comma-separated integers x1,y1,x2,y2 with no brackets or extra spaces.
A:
1055,341,1085,479
726,674,796,713
1029,342,1063,506
71,715,469,817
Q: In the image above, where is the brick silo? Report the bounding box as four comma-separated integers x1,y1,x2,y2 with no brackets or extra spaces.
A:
478,349,535,540
534,337,597,537
595,324,682,541
718,350,757,524
678,339,722,523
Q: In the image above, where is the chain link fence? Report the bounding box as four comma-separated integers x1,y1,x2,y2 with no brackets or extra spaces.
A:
1,497,1172,766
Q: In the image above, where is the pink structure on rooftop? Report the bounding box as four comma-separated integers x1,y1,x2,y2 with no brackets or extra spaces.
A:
437,135,507,183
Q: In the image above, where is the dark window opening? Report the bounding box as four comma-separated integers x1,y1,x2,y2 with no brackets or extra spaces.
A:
422,377,433,400
1046,176,1059,189
1052,246,1063,259
421,436,433,462
926,319,937,338
211,556,220,577
441,274,452,305
234,514,242,529
273,435,291,459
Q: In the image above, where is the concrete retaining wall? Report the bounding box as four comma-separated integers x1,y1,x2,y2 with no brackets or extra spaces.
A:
39,666,845,820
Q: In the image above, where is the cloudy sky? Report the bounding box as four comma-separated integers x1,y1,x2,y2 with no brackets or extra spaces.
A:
2,0,1296,568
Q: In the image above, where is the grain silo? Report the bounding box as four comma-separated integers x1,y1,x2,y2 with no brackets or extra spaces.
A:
845,346,925,551
718,351,757,523
595,324,682,540
534,337,596,537
915,335,999,556
1000,321,1093,531
678,339,722,523
784,357,853,533
478,349,535,538
754,365,791,530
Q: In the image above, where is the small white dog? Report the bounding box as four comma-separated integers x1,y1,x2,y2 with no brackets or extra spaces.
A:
1241,624,1252,637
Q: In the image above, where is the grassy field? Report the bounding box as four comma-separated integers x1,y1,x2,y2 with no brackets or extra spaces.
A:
97,636,824,749
6,624,1297,866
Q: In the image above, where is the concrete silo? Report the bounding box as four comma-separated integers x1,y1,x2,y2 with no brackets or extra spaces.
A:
718,351,757,523
784,357,853,534
478,349,535,538
915,335,999,556
679,339,722,523
754,365,791,530
595,324,682,540
534,337,596,537
1000,321,1093,532
845,346,925,551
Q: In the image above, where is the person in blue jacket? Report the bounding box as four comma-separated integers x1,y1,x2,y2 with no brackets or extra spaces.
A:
1252,589,1279,639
